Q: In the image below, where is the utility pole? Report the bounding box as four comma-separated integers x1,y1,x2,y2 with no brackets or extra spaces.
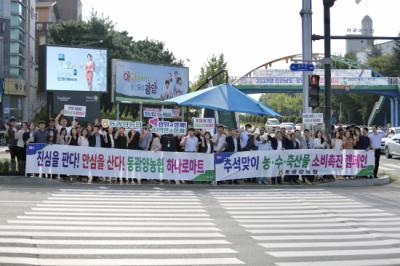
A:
300,0,313,114
323,0,335,135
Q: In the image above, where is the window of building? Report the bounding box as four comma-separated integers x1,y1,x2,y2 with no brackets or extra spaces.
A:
10,66,24,78
11,1,24,16
10,55,23,67
10,16,24,29
10,29,25,41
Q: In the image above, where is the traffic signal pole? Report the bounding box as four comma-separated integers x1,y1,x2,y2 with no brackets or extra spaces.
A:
300,0,313,114
323,0,335,135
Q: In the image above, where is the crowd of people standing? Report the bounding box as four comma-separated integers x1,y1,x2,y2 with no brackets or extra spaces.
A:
3,110,386,184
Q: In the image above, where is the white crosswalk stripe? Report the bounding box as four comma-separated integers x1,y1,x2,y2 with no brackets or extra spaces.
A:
211,188,400,266
0,189,244,266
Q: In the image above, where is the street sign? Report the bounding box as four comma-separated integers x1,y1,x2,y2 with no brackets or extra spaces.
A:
302,113,324,124
290,63,315,72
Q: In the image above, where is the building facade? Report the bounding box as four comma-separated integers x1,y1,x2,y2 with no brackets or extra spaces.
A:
0,0,40,123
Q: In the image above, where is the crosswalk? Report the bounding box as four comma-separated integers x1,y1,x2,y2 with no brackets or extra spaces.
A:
211,188,400,266
379,157,400,174
0,189,244,266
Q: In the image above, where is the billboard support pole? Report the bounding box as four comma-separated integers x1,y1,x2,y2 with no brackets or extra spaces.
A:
181,106,184,122
116,102,120,120
139,103,143,122
161,105,164,121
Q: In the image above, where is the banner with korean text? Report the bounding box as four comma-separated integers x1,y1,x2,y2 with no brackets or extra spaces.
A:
215,149,375,181
26,144,214,181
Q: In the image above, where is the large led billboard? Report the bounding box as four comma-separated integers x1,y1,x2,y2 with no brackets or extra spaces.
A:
113,60,189,103
45,46,107,92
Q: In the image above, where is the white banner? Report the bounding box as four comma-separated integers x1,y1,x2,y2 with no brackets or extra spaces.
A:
63,105,86,118
148,117,187,135
101,119,142,130
26,144,215,181
143,108,180,119
302,113,324,124
193,118,215,134
215,150,375,181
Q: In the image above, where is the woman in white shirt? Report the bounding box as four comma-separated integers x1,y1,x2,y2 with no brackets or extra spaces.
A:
78,128,89,147
331,131,343,150
313,130,325,149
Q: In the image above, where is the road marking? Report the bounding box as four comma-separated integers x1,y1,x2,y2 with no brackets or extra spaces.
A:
253,234,381,240
276,258,400,266
47,197,200,201
0,247,237,255
0,238,231,245
7,220,216,226
40,201,203,205
25,211,209,217
31,207,206,212
269,247,400,258
0,257,244,265
0,231,225,238
17,216,212,221
222,205,370,210
260,239,400,248
380,166,396,171
51,194,200,199
228,209,386,214
232,213,394,219
248,227,400,234
384,164,400,169
0,225,220,231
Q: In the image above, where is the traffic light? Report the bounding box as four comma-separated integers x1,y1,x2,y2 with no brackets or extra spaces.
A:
309,74,320,108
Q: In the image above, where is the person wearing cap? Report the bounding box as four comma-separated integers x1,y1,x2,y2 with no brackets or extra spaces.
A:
4,117,18,173
33,121,49,144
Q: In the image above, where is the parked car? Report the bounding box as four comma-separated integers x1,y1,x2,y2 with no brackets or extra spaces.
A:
295,124,303,131
385,133,400,159
279,122,295,133
381,127,400,152
265,118,280,133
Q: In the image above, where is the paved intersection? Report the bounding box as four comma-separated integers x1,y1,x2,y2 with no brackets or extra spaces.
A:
0,186,400,265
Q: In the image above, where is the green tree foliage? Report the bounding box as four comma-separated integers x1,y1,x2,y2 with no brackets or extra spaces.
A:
190,54,227,92
258,93,302,123
48,11,181,116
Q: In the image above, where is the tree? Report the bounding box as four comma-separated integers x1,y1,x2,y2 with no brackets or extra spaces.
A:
259,93,302,122
48,11,182,115
190,54,227,92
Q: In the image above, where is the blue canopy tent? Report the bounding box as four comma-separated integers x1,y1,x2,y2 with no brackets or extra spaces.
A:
164,83,280,116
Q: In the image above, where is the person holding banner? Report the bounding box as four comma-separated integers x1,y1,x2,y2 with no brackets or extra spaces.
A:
180,128,199,152
55,110,72,135
88,125,105,148
114,127,128,149
128,128,140,150
78,128,89,147
200,131,214,153
213,125,227,153
67,128,79,146
139,126,153,151
226,129,242,153
300,129,315,184
103,127,115,148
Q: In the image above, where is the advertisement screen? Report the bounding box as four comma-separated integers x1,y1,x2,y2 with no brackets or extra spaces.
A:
46,46,107,92
113,60,189,103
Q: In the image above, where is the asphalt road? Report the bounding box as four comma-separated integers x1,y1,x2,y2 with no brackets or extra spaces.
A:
1,179,400,266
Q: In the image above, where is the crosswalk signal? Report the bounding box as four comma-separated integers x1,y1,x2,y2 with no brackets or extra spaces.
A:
309,74,320,108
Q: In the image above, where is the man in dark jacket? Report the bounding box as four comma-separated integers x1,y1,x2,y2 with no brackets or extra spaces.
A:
88,125,105,147
225,129,242,152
